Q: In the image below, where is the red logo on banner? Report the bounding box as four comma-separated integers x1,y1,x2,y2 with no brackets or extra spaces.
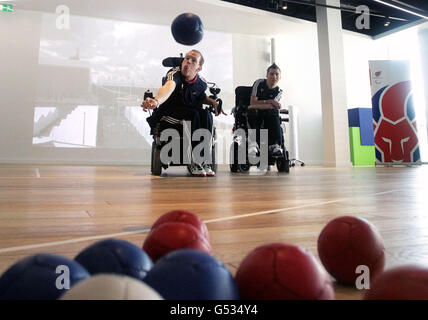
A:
373,81,419,163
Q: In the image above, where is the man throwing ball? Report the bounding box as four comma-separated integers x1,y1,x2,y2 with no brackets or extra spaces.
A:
142,50,221,177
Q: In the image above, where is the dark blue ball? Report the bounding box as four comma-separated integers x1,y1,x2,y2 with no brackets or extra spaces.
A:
171,13,204,46
74,238,153,281
0,254,90,300
143,249,240,300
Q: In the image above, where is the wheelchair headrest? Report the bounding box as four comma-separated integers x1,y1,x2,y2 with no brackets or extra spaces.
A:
235,86,252,107
162,57,184,68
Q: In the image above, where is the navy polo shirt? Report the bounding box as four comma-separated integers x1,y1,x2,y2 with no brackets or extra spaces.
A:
251,79,282,101
163,67,207,108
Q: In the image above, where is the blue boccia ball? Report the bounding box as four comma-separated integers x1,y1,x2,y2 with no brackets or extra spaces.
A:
171,13,204,46
74,238,153,281
0,254,90,300
144,249,240,300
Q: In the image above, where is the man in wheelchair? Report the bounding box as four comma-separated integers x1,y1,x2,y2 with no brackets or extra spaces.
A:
141,50,221,177
248,63,284,158
230,63,289,173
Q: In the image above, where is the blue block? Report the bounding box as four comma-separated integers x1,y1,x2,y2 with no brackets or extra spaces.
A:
359,108,374,146
347,108,374,146
348,108,360,127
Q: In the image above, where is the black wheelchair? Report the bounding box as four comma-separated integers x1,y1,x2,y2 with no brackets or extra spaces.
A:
148,56,222,176
229,86,290,173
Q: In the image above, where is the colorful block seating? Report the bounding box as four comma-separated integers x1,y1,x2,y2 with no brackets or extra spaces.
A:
348,108,376,166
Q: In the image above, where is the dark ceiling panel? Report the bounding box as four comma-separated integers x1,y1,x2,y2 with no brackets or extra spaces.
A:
222,0,428,37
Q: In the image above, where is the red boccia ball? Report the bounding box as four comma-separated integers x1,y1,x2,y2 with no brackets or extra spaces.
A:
317,216,385,285
235,243,335,300
151,210,209,241
364,265,428,300
143,222,212,262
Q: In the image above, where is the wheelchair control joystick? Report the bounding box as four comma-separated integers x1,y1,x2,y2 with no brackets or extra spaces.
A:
207,82,223,114
144,90,154,100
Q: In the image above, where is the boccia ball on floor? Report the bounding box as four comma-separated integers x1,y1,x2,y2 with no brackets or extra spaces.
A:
317,216,385,286
74,238,153,281
143,249,239,300
60,274,163,300
151,210,209,240
171,13,204,46
364,265,428,300
235,243,334,300
0,254,89,300
143,222,212,262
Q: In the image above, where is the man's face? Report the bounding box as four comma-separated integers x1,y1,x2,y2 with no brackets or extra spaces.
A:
266,68,281,88
181,51,202,79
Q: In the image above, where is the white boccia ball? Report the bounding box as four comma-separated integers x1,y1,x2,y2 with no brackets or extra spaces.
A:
60,274,163,300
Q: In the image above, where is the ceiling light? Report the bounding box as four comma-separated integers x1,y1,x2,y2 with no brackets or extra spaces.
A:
374,0,428,20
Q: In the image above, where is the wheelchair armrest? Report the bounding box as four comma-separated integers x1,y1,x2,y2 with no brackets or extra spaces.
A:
280,108,289,123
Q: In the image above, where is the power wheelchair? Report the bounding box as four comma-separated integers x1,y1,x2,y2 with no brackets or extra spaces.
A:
229,86,290,173
148,56,222,176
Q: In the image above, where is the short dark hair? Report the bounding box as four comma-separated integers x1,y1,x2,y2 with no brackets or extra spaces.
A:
189,49,204,66
267,63,281,74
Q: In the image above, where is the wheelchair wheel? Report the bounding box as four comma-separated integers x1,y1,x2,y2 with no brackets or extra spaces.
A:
238,163,250,173
210,128,217,173
151,142,155,174
152,145,162,176
212,143,217,173
229,142,238,173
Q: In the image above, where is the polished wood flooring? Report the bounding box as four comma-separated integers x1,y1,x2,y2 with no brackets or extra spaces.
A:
0,164,427,300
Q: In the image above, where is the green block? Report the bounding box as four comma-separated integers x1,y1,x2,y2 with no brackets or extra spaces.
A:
349,127,375,166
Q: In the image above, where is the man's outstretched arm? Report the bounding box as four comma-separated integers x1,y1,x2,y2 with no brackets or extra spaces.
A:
141,80,176,111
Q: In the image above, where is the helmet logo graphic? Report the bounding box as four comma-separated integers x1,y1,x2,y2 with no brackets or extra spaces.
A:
372,81,420,163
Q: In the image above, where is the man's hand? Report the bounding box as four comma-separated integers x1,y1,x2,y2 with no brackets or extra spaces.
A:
267,100,281,109
211,100,219,116
249,97,281,110
141,97,158,112
204,96,227,116
213,100,228,116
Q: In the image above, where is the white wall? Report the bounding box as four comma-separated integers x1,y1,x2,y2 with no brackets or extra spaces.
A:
0,0,403,166
272,26,323,165
343,31,386,110
232,34,271,88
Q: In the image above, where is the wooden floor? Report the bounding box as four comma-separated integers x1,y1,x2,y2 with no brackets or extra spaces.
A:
1,164,427,300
